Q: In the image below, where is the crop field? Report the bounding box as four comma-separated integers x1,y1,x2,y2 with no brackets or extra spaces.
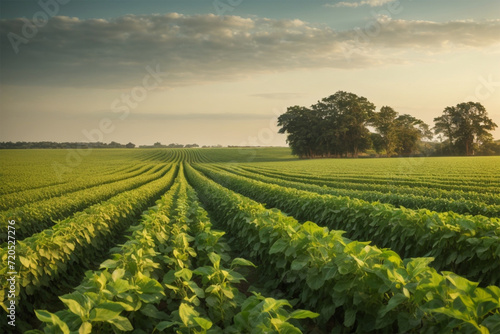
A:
1,148,499,333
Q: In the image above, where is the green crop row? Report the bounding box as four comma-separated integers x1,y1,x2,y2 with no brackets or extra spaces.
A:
242,163,500,189
215,164,500,217
239,165,500,206
0,163,155,211
0,149,154,196
0,164,178,326
27,168,184,333
196,164,500,285
185,163,500,333
30,166,317,334
0,164,172,243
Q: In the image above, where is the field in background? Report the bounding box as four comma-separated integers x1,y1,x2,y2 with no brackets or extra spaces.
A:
1,148,499,333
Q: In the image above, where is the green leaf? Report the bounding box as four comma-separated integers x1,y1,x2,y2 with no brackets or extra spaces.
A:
379,293,408,317
288,310,320,319
35,310,70,334
458,219,476,231
443,272,478,293
110,278,132,294
206,295,218,308
206,285,220,294
291,255,309,271
344,308,356,327
397,312,421,332
19,256,31,268
481,314,500,333
226,269,246,283
430,306,472,323
261,298,291,313
107,316,133,331
59,293,89,318
89,302,124,321
140,304,168,320
194,317,213,330
97,272,107,289
231,258,256,268
208,252,221,267
100,259,118,269
156,321,177,331
163,270,176,284
179,303,199,327
35,309,53,323
175,268,193,281
193,266,214,277
222,287,234,299
306,271,325,291
187,281,206,298
322,264,338,281
274,321,302,333
111,268,125,281
137,276,165,303
269,239,288,254
78,322,92,334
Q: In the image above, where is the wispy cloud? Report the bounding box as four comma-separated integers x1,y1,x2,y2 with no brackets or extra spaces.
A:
327,0,395,8
344,17,500,48
1,14,499,89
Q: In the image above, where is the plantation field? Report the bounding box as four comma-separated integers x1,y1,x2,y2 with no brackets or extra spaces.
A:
1,148,499,333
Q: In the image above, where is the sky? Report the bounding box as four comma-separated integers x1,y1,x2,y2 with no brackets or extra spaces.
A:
1,0,499,146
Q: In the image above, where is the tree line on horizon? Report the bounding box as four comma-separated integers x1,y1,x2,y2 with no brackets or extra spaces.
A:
0,141,137,149
0,141,202,149
277,91,499,158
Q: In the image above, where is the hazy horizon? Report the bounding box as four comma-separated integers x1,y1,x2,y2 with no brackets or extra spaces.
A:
1,0,499,146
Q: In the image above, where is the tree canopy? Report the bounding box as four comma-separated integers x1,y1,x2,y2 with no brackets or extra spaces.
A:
278,91,375,158
278,91,433,158
433,102,497,156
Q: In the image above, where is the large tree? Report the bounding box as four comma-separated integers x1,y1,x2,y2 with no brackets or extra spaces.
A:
278,91,375,158
371,107,431,156
434,102,497,156
277,105,322,158
394,114,432,156
311,91,375,157
370,106,398,157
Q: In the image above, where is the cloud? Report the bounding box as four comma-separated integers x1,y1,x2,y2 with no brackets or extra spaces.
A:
1,14,499,89
343,17,500,49
327,0,395,8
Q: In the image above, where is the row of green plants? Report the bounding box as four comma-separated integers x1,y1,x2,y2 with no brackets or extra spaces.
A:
186,150,212,163
146,149,181,163
0,149,157,196
0,164,178,329
197,164,500,285
30,166,317,333
0,162,88,197
244,163,499,188
0,164,171,243
239,165,500,206
142,149,173,162
0,163,155,211
162,148,211,164
186,163,500,333
216,164,500,217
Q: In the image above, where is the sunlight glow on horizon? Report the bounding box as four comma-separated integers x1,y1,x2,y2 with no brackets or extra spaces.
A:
1,1,499,145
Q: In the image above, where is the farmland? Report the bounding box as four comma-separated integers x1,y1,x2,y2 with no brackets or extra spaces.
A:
1,148,499,333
